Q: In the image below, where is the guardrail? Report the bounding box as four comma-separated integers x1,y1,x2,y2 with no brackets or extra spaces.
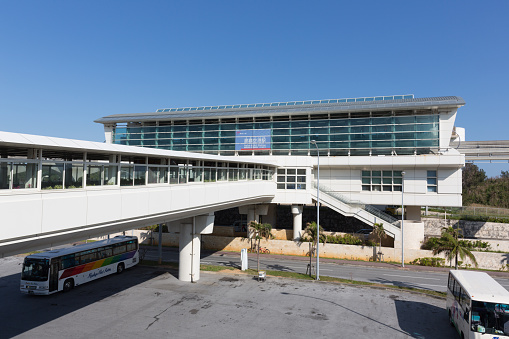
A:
424,206,509,220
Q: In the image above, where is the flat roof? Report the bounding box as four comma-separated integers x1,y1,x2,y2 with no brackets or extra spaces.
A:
450,270,509,304
95,96,465,124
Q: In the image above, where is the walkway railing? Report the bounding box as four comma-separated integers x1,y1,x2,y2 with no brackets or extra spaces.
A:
312,182,400,226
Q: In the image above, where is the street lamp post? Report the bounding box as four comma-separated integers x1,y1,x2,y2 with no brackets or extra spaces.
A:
401,171,406,268
311,140,320,280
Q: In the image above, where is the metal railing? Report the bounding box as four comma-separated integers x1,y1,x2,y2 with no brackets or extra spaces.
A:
424,206,509,220
312,182,399,226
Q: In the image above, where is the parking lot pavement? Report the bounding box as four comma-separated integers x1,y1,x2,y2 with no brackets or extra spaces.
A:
2,256,456,339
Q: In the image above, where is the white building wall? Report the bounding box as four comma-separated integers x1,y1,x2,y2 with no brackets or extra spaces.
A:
269,152,463,208
439,109,458,150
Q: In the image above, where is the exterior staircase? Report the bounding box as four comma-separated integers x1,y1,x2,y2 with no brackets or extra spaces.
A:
311,182,401,239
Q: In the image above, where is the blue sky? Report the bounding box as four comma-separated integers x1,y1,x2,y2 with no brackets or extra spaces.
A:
1,1,508,176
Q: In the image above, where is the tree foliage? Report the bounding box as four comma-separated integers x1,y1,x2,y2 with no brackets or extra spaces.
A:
431,226,478,269
301,221,326,277
372,223,386,261
462,163,509,208
248,221,273,272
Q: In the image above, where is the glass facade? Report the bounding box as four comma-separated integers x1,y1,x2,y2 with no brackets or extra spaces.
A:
112,113,439,156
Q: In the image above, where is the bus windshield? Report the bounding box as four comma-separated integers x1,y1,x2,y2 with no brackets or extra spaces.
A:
471,300,509,335
21,258,49,281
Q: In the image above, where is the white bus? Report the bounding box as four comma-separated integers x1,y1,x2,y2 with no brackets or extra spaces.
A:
447,270,509,338
20,236,139,295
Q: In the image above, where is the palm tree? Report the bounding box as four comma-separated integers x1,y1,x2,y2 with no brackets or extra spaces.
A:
372,223,386,261
248,221,273,272
301,221,326,277
432,226,478,269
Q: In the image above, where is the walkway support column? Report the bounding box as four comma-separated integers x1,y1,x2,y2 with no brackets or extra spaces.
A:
291,205,303,240
178,213,214,282
179,223,194,282
239,205,269,238
406,206,422,221
158,223,163,264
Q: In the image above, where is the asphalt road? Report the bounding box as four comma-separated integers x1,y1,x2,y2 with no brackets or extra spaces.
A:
142,246,509,293
0,255,456,339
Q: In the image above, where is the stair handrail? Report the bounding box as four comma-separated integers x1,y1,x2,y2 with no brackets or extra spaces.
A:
312,181,400,227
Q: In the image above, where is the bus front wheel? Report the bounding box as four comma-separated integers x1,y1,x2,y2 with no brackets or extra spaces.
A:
117,263,125,274
63,279,74,292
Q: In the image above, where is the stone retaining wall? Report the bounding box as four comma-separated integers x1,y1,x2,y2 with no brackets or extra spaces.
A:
424,218,509,239
96,230,509,271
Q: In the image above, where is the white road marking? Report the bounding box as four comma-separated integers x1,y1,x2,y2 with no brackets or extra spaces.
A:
383,273,442,281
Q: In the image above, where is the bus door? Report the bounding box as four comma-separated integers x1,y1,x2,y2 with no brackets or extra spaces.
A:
49,259,60,292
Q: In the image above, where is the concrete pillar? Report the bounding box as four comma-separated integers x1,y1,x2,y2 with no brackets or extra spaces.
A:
403,221,425,250
178,213,215,282
178,223,197,282
291,205,303,240
239,204,270,237
263,204,277,227
158,224,163,264
406,206,421,221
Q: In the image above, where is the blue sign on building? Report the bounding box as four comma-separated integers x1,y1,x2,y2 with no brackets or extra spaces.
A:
235,129,271,151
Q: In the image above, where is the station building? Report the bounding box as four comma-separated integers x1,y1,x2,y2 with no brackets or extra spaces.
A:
96,95,466,249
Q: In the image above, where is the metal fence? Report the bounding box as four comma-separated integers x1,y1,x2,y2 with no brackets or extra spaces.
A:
423,206,509,219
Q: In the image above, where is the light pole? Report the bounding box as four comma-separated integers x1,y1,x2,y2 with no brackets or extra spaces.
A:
401,171,406,268
311,140,320,280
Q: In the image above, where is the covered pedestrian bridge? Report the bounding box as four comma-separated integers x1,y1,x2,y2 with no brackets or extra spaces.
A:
0,131,276,281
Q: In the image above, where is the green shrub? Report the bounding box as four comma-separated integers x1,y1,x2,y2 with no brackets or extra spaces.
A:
301,233,363,245
325,234,363,245
411,257,445,267
422,237,491,251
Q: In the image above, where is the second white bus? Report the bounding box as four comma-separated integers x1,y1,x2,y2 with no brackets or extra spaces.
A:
447,270,509,338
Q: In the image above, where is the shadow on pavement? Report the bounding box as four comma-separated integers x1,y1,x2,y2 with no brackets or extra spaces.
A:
1,266,171,338
369,276,441,292
394,299,457,338
280,291,456,338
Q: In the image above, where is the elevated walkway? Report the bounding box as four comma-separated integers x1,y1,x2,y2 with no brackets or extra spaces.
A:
311,182,401,239
0,131,277,261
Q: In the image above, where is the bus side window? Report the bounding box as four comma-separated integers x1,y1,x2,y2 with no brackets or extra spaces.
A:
61,254,76,269
80,249,98,264
453,281,461,301
100,246,112,258
126,241,136,252
448,273,454,291
113,244,127,255
460,289,469,307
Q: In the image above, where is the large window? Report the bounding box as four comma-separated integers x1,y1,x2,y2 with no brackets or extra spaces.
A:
362,170,403,192
148,166,168,184
42,163,64,189
12,163,37,189
427,170,437,192
65,164,83,188
277,168,306,190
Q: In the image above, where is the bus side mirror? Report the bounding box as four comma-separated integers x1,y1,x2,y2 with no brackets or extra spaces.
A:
464,310,469,321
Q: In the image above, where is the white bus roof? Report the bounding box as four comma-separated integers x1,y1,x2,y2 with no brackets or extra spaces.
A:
450,270,509,304
26,236,137,260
